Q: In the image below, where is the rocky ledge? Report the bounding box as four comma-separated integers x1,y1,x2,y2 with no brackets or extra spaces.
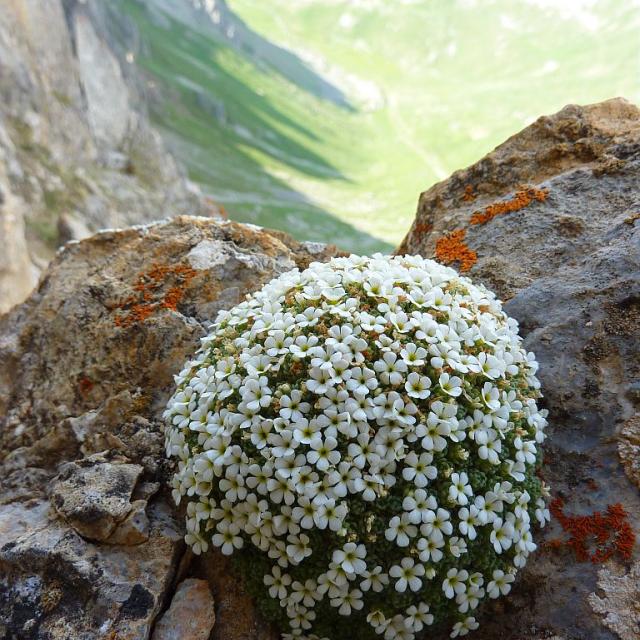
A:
1,98,639,640
400,97,640,640
0,216,340,639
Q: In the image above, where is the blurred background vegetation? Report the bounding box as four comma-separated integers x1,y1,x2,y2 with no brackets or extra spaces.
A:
121,0,640,252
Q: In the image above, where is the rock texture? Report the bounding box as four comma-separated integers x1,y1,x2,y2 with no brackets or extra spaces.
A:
400,98,640,640
0,216,340,639
151,579,215,640
0,0,218,313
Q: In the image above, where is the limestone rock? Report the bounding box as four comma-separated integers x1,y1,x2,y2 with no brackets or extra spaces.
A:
50,455,143,542
618,414,640,489
400,98,640,639
151,579,215,640
0,498,182,640
0,216,341,638
589,560,640,640
107,500,150,546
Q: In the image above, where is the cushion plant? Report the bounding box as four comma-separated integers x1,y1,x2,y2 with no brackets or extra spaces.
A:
164,254,550,639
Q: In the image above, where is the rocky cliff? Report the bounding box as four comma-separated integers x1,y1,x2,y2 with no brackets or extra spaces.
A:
0,0,217,314
399,97,640,640
0,99,639,640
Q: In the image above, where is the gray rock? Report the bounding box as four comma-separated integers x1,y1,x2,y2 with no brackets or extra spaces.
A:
151,579,215,640
400,97,640,640
107,499,150,546
0,498,182,640
50,455,144,542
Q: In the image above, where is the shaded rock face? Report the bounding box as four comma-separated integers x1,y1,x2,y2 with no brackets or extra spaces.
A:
400,98,640,640
151,578,215,640
0,216,340,639
0,0,217,314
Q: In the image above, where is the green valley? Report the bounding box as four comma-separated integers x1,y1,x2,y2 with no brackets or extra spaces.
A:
120,0,640,252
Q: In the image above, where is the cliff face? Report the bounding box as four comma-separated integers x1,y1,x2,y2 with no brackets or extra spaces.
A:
0,0,216,314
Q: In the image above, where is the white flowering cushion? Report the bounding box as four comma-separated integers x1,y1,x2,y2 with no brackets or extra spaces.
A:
164,254,550,640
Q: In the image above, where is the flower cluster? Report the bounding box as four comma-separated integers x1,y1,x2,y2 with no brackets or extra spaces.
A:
164,254,550,640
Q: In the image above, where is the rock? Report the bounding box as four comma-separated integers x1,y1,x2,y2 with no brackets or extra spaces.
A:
0,498,182,640
589,560,640,640
50,455,144,542
0,216,341,638
618,414,640,489
107,499,150,546
204,552,279,640
73,12,132,147
0,0,218,311
400,98,640,639
151,579,215,640
0,146,39,313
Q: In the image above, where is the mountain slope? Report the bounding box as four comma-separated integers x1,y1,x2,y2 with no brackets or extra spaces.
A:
119,0,640,252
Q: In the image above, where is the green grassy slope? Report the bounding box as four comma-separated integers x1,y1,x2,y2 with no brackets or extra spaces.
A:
121,0,640,252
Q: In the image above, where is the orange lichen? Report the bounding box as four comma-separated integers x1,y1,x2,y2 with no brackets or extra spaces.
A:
434,229,477,272
114,262,197,327
413,222,433,236
78,376,94,396
549,497,635,563
462,184,476,202
470,186,549,225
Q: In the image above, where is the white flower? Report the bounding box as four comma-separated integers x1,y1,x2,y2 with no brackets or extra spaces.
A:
405,602,433,631
389,557,425,593
286,533,312,564
290,334,319,358
346,366,378,395
166,253,548,639
448,472,473,506
404,372,432,399
417,534,445,563
442,568,469,599
385,514,417,547
458,505,481,540
330,588,364,616
487,569,515,598
314,499,347,531
280,390,311,422
290,578,321,608
263,565,291,600
490,516,516,553
360,566,389,593
306,366,334,395
439,372,463,397
481,382,501,411
307,436,340,471
448,536,468,557
292,497,319,530
450,617,479,637
421,507,452,539
212,520,243,555
400,343,428,366
332,542,367,575
373,351,408,386
402,488,437,525
402,451,437,488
